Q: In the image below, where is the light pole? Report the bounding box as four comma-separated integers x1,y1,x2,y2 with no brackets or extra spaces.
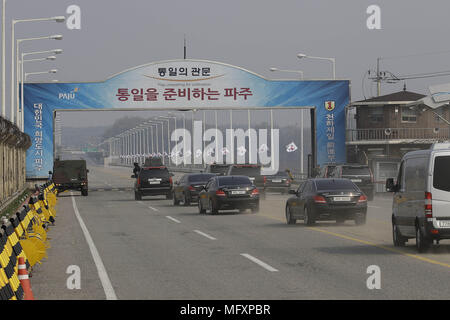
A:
15,34,62,129
297,53,336,80
11,16,65,124
21,49,62,126
24,69,57,81
269,67,304,80
20,55,57,131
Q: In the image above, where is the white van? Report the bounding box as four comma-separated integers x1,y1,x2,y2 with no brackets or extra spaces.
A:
386,142,450,252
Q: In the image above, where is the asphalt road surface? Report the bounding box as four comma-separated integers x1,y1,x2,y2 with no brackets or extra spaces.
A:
30,165,450,300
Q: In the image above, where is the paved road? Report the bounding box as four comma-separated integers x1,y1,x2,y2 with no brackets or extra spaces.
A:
31,165,450,300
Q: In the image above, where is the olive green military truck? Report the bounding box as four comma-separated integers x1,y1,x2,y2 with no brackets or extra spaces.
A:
50,159,89,196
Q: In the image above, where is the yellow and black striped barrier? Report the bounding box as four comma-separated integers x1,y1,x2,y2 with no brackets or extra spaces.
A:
0,181,59,300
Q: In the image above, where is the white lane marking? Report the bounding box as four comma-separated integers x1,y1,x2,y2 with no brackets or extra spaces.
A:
240,253,279,272
166,216,181,223
148,206,159,212
194,230,217,240
70,193,117,300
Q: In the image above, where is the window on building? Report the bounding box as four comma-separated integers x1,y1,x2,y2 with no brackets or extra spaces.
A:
401,107,417,123
368,107,384,123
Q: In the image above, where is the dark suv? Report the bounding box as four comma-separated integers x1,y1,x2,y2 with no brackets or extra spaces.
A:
226,164,266,199
322,164,375,201
133,166,174,200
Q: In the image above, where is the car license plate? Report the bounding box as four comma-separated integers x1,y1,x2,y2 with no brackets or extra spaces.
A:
350,179,362,183
232,190,246,195
334,196,350,202
149,180,161,184
272,179,282,183
439,220,450,228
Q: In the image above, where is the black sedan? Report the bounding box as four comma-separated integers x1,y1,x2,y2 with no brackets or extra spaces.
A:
172,173,216,206
285,178,367,226
198,175,260,214
263,170,292,194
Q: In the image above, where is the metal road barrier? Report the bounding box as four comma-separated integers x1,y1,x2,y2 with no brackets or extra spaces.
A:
0,181,59,300
0,116,32,210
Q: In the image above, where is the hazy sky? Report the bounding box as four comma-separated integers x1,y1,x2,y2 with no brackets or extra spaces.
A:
5,0,450,126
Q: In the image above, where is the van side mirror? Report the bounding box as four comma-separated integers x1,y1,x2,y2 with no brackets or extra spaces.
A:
386,178,395,192
289,189,297,195
48,171,53,175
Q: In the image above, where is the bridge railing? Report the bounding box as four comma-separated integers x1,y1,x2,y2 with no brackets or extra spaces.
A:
0,117,32,212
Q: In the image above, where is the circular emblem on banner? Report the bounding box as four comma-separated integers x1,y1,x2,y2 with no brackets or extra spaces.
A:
325,101,335,112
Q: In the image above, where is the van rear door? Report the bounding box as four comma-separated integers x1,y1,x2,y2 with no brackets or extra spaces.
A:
431,153,450,221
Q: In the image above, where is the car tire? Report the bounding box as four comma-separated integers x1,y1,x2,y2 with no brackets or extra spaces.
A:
304,206,315,226
416,223,431,253
173,193,180,206
198,200,206,214
209,199,218,215
285,205,296,225
354,213,367,226
135,191,142,201
392,219,406,247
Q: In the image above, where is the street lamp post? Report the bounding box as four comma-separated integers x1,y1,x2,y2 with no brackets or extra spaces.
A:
10,16,65,124
20,55,58,131
297,53,336,80
269,67,304,80
15,34,62,129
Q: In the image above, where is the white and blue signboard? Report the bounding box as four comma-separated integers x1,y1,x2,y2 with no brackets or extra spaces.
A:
24,59,350,178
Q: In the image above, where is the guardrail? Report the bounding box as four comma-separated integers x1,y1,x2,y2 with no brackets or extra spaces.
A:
0,116,32,210
0,180,58,300
346,127,450,142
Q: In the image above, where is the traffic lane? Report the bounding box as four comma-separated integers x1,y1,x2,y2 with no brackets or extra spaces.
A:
72,189,320,299
87,165,135,190
259,193,450,268
145,197,450,299
30,193,106,300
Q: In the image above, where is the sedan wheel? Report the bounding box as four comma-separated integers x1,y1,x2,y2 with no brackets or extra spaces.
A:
285,205,296,225
303,206,315,226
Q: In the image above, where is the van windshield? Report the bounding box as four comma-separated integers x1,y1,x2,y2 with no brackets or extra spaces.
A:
433,156,450,192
